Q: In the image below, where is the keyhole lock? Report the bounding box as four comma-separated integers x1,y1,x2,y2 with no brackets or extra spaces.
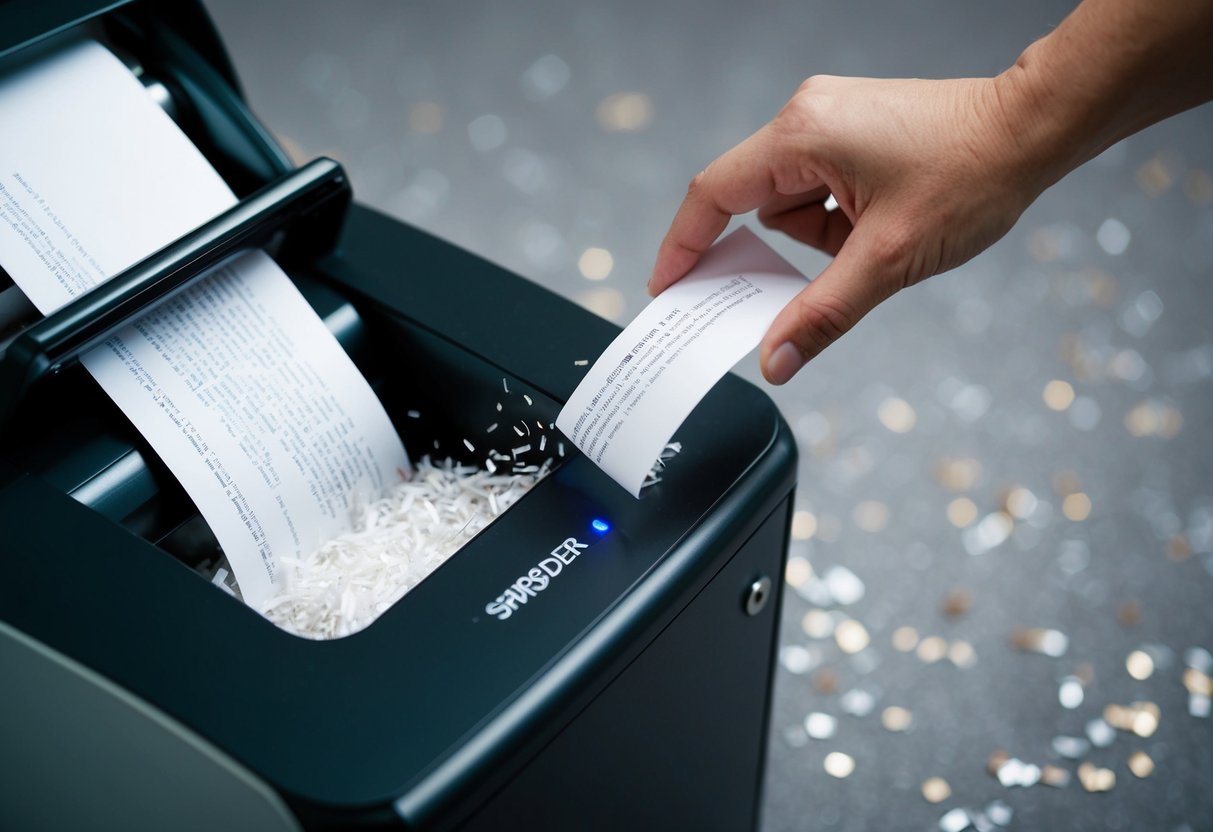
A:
744,575,772,616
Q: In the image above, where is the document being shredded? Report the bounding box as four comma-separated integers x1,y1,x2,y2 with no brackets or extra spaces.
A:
556,227,807,496
0,41,408,606
0,41,235,311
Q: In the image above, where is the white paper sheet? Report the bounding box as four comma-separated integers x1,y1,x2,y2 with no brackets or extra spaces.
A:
0,41,408,605
556,226,807,496
78,250,410,603
0,41,237,312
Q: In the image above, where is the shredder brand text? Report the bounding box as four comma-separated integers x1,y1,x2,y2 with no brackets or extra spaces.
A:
484,537,588,621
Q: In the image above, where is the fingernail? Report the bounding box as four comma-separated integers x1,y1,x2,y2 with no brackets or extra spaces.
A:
766,342,804,385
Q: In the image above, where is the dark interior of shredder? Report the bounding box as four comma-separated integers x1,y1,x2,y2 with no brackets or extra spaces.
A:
0,262,564,575
0,20,564,589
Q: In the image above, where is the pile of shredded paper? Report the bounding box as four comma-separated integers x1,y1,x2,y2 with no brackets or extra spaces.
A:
251,456,546,639
206,437,680,640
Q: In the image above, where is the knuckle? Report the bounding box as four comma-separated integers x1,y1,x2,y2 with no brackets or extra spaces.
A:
868,224,913,273
795,74,833,97
686,170,708,196
792,293,860,355
775,98,817,136
777,78,836,138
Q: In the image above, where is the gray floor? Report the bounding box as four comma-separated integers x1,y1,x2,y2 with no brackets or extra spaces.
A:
203,1,1213,829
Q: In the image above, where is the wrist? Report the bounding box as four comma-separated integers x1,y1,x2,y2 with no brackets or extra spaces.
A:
988,39,1112,197
991,0,1213,192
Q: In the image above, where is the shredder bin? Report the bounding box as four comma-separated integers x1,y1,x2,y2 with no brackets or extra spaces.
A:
0,2,799,830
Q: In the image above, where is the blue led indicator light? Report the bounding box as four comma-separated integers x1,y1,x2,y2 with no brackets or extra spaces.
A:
591,518,611,534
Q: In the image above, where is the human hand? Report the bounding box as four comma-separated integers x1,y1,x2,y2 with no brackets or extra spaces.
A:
647,73,1053,385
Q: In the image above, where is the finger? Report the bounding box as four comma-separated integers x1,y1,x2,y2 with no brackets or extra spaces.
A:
649,126,823,296
648,131,774,296
755,184,831,220
759,199,854,256
759,231,895,384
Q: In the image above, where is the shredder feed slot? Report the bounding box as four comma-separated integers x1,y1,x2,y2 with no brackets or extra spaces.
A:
0,157,351,431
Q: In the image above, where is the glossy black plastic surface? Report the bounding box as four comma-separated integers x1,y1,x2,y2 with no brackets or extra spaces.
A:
0,204,796,819
0,159,349,431
0,3,797,827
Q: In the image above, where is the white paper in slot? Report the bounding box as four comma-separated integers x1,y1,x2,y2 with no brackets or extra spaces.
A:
0,41,408,606
556,226,807,496
0,41,236,312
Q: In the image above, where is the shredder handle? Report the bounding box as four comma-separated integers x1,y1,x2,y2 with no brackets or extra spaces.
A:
0,157,351,432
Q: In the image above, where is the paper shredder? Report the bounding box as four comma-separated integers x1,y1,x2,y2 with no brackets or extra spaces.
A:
0,2,798,829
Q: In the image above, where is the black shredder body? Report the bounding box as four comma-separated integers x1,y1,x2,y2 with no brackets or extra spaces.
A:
0,3,798,830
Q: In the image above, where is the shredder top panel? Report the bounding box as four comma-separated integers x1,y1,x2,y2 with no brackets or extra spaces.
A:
0,0,798,813
0,388,790,810
0,206,796,812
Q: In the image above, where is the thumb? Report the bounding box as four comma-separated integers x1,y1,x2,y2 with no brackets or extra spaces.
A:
759,232,897,384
